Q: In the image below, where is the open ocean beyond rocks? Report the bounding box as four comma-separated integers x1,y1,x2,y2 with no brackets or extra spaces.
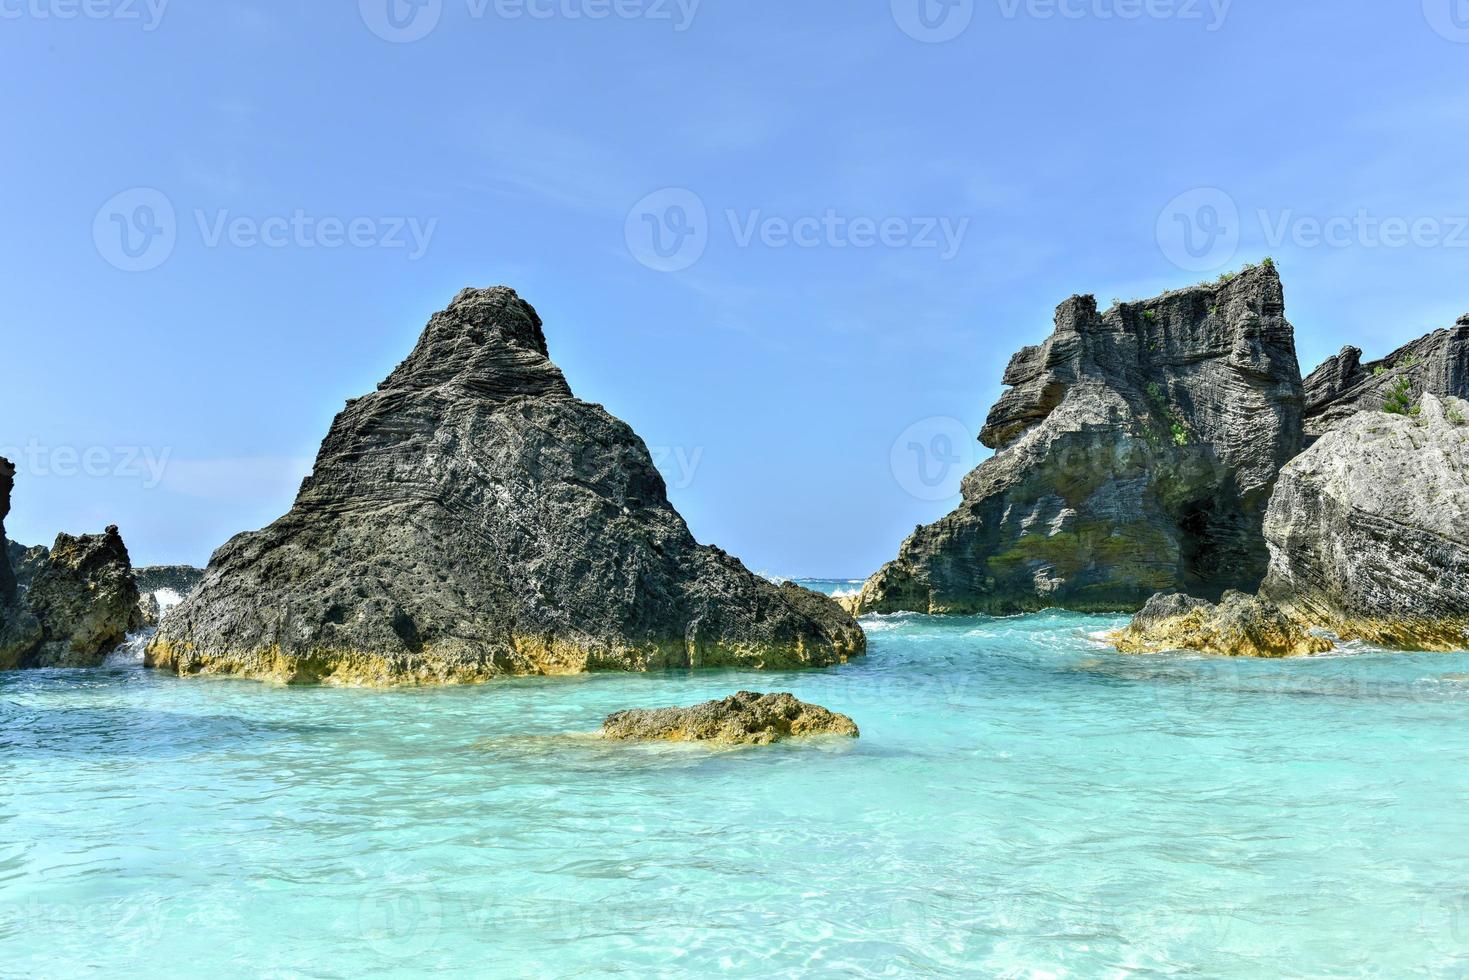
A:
4,580,1469,977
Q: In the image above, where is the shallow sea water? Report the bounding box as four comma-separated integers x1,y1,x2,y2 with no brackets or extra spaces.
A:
4,580,1469,977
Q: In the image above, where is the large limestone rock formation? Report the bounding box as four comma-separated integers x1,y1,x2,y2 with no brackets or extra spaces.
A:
599,691,859,745
1303,315,1469,440
1117,393,1469,655
149,287,865,685
853,263,1305,615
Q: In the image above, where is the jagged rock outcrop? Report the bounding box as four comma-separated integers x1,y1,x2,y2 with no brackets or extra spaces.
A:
148,287,865,685
22,527,144,668
1111,590,1331,658
1116,394,1469,655
1304,316,1469,439
853,263,1305,615
599,691,859,745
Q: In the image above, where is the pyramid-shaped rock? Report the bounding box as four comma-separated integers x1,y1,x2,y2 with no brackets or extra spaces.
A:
149,287,864,684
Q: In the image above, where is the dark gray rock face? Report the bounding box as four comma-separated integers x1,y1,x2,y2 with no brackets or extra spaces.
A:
1303,316,1469,439
599,691,859,745
854,264,1305,615
149,287,865,685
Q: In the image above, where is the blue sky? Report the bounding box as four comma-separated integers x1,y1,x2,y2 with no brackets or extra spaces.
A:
3,0,1467,576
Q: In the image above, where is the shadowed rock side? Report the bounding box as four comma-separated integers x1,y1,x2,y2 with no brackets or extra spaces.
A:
148,287,864,685
1116,394,1469,655
854,263,1305,616
599,691,859,745
1304,316,1469,440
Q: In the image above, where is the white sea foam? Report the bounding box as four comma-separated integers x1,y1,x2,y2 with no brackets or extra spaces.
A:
103,628,156,667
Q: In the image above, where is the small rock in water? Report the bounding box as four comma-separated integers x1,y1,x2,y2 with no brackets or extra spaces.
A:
598,691,859,746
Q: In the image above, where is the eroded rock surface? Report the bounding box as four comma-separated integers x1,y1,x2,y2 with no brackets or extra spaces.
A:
599,691,859,745
855,263,1305,615
149,287,865,685
1303,316,1469,440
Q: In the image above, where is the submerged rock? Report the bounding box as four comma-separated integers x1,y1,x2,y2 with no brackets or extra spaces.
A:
599,691,859,745
149,287,864,685
1111,590,1331,658
1303,316,1469,440
854,263,1305,615
1117,393,1469,656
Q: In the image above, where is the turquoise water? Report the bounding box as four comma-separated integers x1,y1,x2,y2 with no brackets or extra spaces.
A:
5,580,1469,977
